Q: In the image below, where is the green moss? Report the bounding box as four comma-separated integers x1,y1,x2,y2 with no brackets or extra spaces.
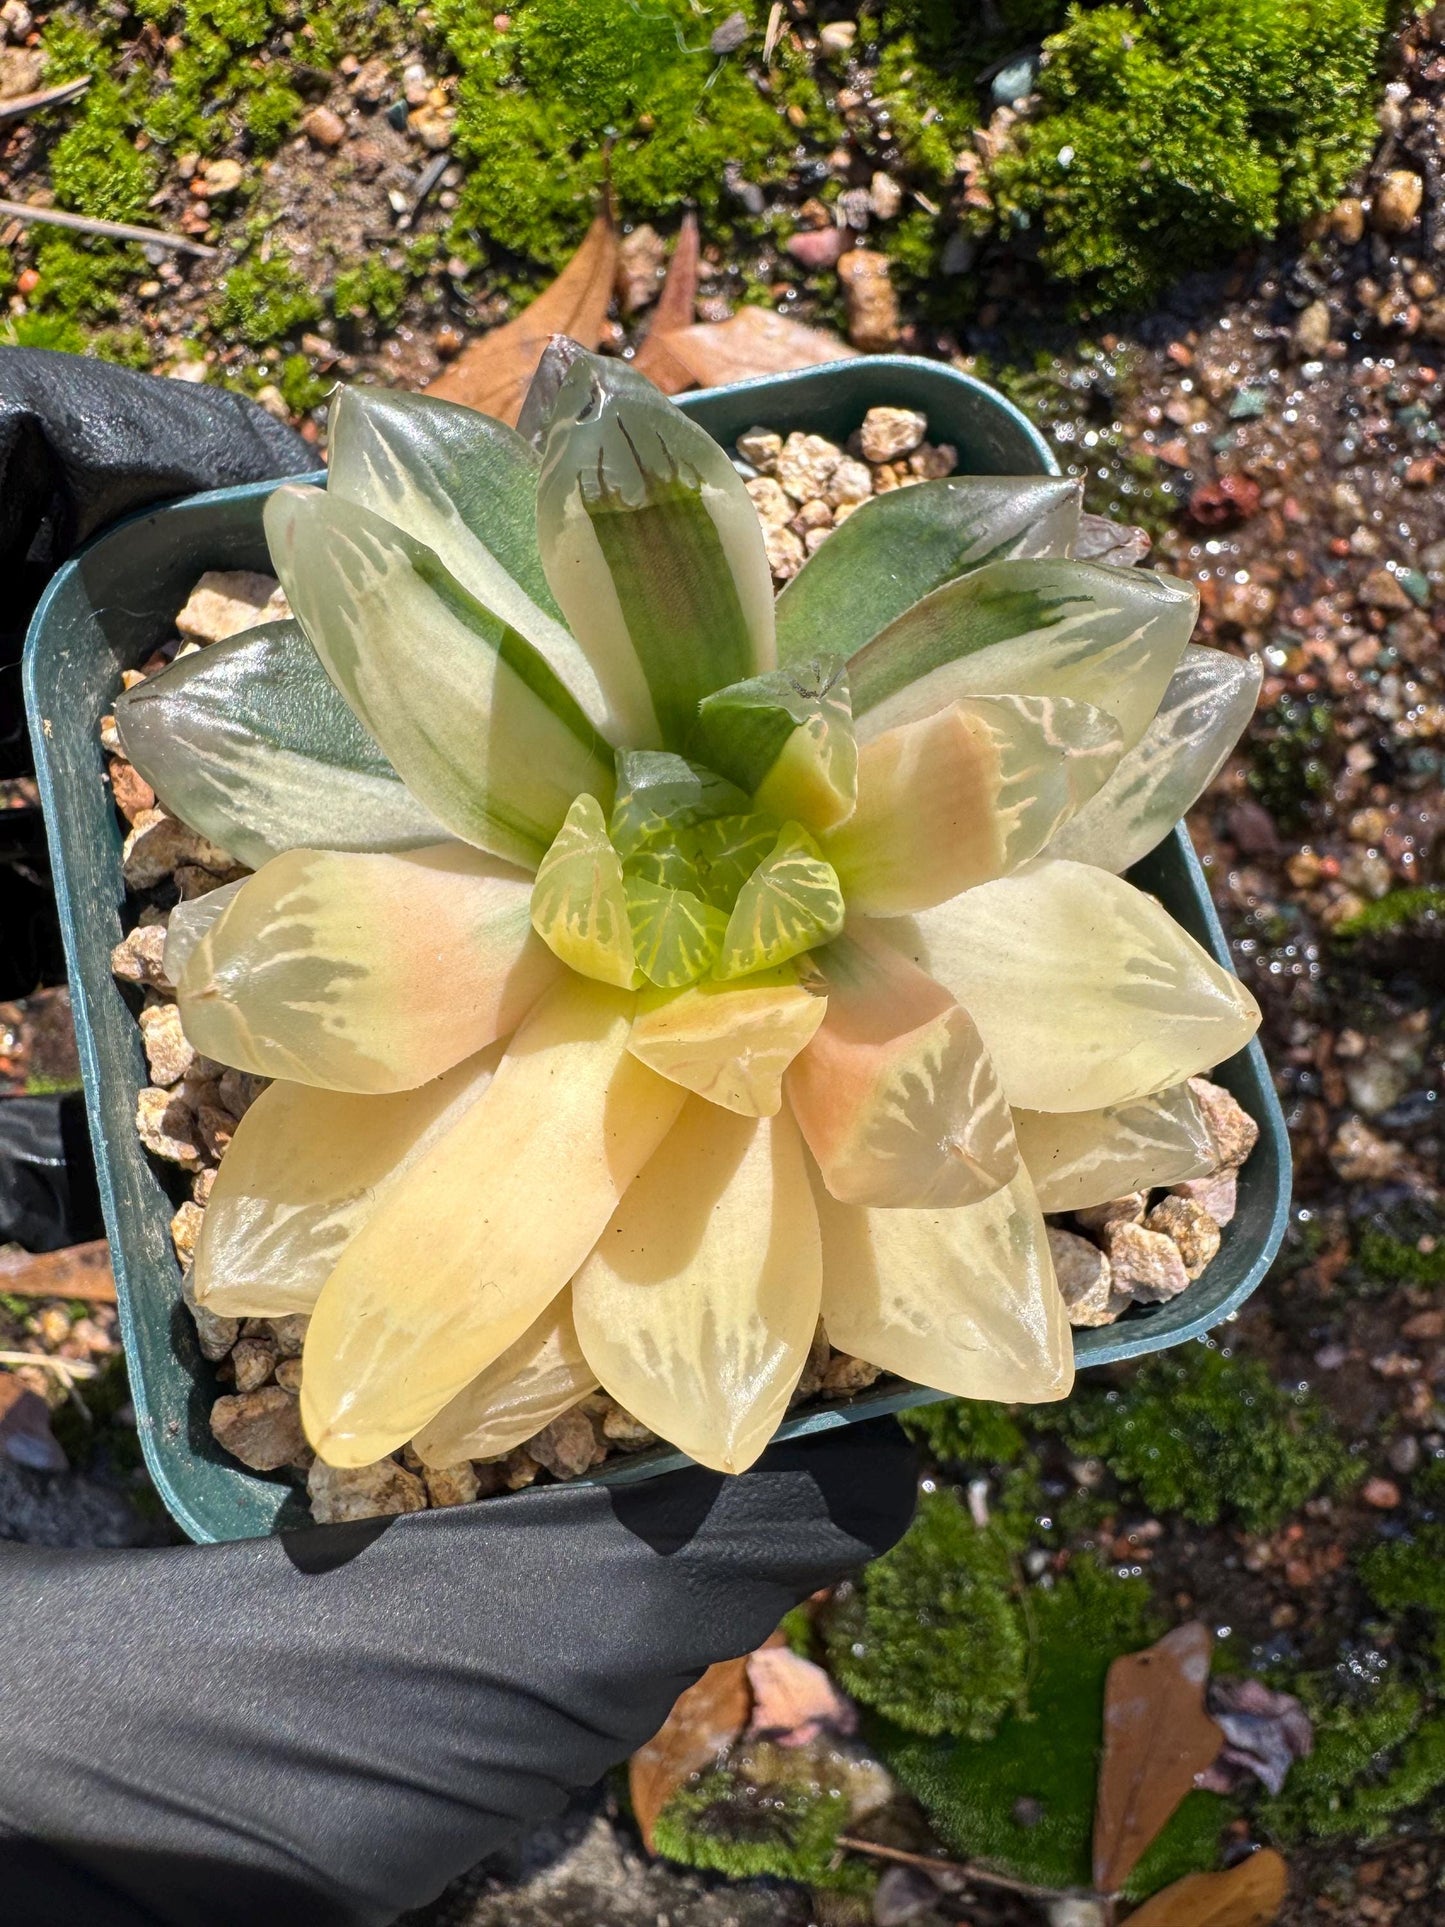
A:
1335,886,1445,941
49,81,157,223
824,1487,1028,1739
876,1557,1220,1897
1040,1344,1355,1534
1262,1679,1433,1843
277,351,330,415
986,0,1392,311
653,1770,864,1891
900,1397,1028,1469
32,235,144,321
333,257,409,326
1356,1209,1445,1291
88,326,154,370
1,312,87,353
214,250,323,346
1361,1522,1445,1669
243,76,305,151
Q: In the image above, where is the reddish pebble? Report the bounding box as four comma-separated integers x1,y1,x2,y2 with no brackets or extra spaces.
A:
16,267,40,296
301,104,347,150
1362,1477,1401,1509
1185,472,1262,529
785,226,849,271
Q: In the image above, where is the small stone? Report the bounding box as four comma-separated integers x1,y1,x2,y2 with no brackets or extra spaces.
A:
121,809,236,889
1361,1476,1401,1510
274,1356,303,1392
111,924,171,990
822,1353,883,1395
1048,1228,1117,1327
762,522,805,581
1359,567,1414,613
908,441,958,480
858,405,927,464
301,104,347,151
1145,1196,1222,1280
137,1086,203,1171
1074,1193,1146,1233
109,757,156,824
1105,1221,1191,1303
1170,1169,1238,1225
793,1323,831,1402
503,1448,541,1490
408,106,453,151
217,1066,268,1120
212,1387,307,1471
804,527,832,555
252,385,290,422
196,1103,235,1162
268,1314,310,1357
600,1403,656,1447
1188,1077,1260,1172
868,171,903,221
229,1334,278,1393
745,474,794,527
423,1459,480,1507
1372,170,1424,236
201,157,244,196
837,250,899,351
737,427,782,472
818,19,856,56
785,226,848,271
1389,1433,1421,1476
709,7,748,53
1329,1117,1405,1183
170,1199,205,1268
139,1001,196,1088
527,1407,601,1479
308,1455,428,1522
176,569,284,643
1329,196,1366,244
775,431,844,502
1293,300,1331,358
350,55,391,104
616,222,666,314
791,497,832,534
824,456,873,508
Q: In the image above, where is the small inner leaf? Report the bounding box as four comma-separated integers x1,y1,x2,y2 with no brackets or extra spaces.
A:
610,749,750,859
627,970,827,1117
685,811,780,909
531,794,639,988
716,823,845,980
624,845,702,892
625,877,729,988
694,653,858,834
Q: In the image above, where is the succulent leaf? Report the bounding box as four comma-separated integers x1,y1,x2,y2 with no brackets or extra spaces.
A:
176,843,557,1093
814,1164,1074,1404
609,748,750,859
775,475,1082,666
164,879,246,986
787,927,1018,1208
686,812,783,908
1014,1083,1216,1214
410,1290,598,1469
116,621,445,870
571,1099,821,1475
717,823,845,979
886,858,1260,1112
192,1049,502,1318
625,878,728,988
536,352,775,749
530,794,640,989
824,694,1123,915
265,484,614,867
300,976,687,1466
1045,645,1264,872
626,970,827,1116
849,557,1198,752
694,654,858,834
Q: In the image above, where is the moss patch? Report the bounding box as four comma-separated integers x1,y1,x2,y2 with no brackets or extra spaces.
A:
653,1771,865,1891
214,248,324,346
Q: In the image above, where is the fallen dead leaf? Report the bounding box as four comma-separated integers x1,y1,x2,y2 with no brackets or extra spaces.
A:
426,213,620,424
1122,1847,1289,1927
0,1239,116,1304
632,210,701,395
1093,1622,1224,1894
629,1655,752,1851
745,1644,858,1748
653,305,858,389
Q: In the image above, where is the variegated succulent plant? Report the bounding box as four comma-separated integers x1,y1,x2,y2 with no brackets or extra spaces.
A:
115,352,1262,1478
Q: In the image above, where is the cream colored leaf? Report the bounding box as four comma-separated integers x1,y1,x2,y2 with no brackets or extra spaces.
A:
177,844,557,1094
572,1100,821,1473
530,793,640,988
164,879,246,985
192,1049,501,1318
410,1291,598,1469
627,971,827,1116
1014,1083,1215,1213
885,859,1260,1112
814,1164,1073,1404
788,928,1017,1207
301,976,686,1466
823,695,1121,914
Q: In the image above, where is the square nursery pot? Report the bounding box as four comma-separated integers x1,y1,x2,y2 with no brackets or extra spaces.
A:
24,356,1291,1544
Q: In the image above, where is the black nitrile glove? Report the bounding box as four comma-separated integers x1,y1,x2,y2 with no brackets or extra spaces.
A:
0,351,919,1927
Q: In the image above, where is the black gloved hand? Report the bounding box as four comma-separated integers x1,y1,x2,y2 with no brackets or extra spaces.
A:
0,349,918,1927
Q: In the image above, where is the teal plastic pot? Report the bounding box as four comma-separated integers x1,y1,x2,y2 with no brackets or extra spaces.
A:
23,357,1290,1543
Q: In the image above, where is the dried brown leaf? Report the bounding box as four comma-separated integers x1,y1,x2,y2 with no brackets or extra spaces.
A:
1122,1848,1288,1927
653,306,858,389
745,1644,858,1748
629,1655,752,1851
1093,1622,1223,1894
0,1239,116,1303
633,211,701,395
426,213,619,424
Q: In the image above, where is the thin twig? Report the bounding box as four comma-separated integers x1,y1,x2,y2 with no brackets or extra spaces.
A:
0,76,90,126
0,1350,100,1383
396,150,450,232
0,197,218,258
834,1834,1083,1904
0,1240,116,1304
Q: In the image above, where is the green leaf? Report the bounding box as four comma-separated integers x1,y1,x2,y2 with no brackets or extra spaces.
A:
775,476,1082,667
530,794,639,988
686,812,781,909
694,653,858,833
716,823,844,979
625,877,728,987
1045,645,1263,872
848,558,1198,751
326,386,626,742
115,620,444,870
623,845,703,891
265,484,615,869
536,352,775,749
609,749,749,860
